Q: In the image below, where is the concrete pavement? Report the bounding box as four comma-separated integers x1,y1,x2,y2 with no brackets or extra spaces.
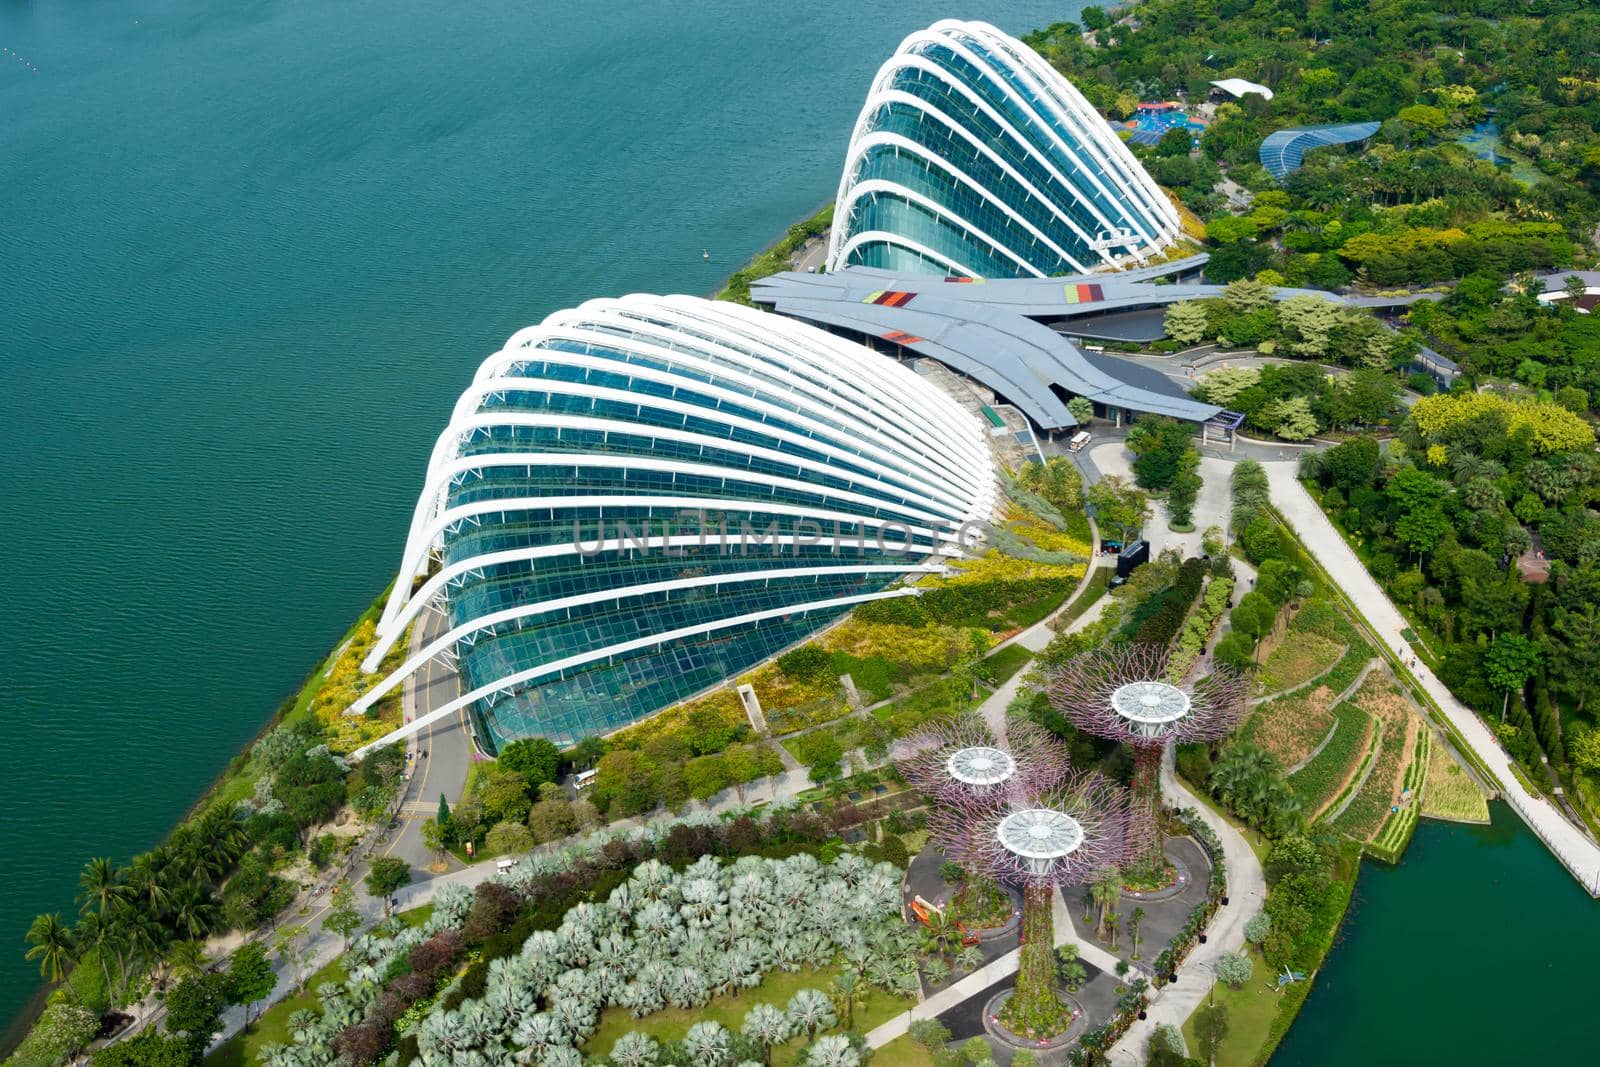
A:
383,601,473,872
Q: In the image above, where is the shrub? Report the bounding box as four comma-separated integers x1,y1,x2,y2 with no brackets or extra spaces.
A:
778,644,836,684
909,1019,953,1049
484,819,534,856
464,881,523,943
334,1020,393,1066
1216,951,1254,989
406,929,463,982
1245,911,1272,945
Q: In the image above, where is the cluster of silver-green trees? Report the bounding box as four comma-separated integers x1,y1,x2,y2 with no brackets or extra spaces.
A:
259,847,911,1066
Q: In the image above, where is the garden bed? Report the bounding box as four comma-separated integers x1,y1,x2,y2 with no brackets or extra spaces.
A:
1258,632,1346,695
1332,674,1422,842
1240,685,1337,768
1420,735,1491,823
1287,701,1373,819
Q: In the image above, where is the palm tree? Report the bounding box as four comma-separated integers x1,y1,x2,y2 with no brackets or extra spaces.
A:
609,1031,660,1067
741,1003,792,1067
165,940,208,984
683,1020,733,1067
1091,868,1122,942
1129,906,1146,961
119,907,166,1003
125,855,173,919
77,857,125,917
786,987,836,1041
168,881,219,941
804,1035,861,1067
24,913,76,986
829,972,867,1031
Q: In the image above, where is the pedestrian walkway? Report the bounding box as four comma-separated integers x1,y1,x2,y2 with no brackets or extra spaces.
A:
1106,749,1267,1065
1265,462,1600,895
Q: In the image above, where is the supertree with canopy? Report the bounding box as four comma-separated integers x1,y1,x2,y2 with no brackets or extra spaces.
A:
1046,644,1250,874
898,715,1141,1039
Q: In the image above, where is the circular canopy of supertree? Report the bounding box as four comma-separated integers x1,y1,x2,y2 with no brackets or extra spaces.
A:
946,745,1016,786
996,808,1085,875
1047,643,1250,749
927,768,1143,888
896,714,1070,797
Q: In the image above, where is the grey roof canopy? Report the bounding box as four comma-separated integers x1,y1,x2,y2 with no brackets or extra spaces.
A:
1259,121,1382,179
752,269,1223,431
752,264,1434,432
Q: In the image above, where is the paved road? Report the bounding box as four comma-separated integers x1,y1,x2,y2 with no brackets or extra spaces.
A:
384,602,473,872
1088,441,1234,559
792,234,828,273
1266,462,1600,895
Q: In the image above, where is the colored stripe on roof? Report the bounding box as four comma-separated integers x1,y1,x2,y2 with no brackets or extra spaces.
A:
865,290,916,307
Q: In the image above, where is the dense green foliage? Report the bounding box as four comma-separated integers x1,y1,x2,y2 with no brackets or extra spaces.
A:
1304,411,1600,824
1026,0,1600,282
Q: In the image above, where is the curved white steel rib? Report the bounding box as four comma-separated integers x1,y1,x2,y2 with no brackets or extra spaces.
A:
350,586,918,759
826,19,1181,276
346,561,941,720
355,295,996,749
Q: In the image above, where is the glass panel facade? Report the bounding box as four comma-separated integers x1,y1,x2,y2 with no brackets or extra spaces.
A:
373,295,995,753
830,20,1178,278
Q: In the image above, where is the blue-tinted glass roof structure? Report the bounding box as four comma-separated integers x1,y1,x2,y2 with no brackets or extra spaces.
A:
826,19,1183,278
1259,121,1381,179
350,296,996,752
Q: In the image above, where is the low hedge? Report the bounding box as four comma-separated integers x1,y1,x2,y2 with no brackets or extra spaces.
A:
1131,558,1208,646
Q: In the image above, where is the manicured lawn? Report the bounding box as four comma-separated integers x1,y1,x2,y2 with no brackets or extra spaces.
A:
207,959,349,1067
582,965,913,1066
875,675,970,730
981,643,1034,685
1181,969,1292,1067
1058,565,1111,626
873,1033,937,1066
1420,736,1490,823
205,904,431,1066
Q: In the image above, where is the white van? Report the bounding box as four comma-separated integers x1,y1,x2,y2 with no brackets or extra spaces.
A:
1068,430,1092,453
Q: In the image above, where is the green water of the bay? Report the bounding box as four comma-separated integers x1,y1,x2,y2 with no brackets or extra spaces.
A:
1270,804,1600,1066
0,0,1080,1034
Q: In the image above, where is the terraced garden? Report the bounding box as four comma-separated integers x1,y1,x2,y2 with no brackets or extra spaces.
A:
1420,736,1492,823
1240,684,1337,768
1332,673,1422,842
1287,700,1373,819
1257,630,1345,695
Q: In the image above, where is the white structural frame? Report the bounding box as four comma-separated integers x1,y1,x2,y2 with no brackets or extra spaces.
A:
826,19,1181,276
1110,680,1191,739
351,295,998,752
996,808,1086,876
946,746,1017,787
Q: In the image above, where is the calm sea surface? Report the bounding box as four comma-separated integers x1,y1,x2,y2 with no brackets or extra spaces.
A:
0,0,1080,1030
